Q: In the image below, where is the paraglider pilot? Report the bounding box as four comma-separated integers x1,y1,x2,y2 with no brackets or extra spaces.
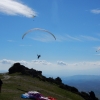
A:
0,79,3,93
37,54,41,59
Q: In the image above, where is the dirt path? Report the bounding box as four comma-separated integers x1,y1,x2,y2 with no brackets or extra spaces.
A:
2,73,11,80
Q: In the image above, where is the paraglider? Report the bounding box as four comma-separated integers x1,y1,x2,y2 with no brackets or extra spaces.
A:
32,15,36,21
32,15,36,18
96,48,100,52
37,54,41,59
22,28,56,40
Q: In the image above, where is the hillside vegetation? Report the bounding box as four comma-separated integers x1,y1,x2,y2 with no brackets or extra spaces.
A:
0,72,84,100
0,63,99,100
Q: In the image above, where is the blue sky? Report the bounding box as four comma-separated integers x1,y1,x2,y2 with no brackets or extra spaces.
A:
0,0,100,77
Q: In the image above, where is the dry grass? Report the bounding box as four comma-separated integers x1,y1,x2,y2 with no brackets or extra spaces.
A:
0,73,84,100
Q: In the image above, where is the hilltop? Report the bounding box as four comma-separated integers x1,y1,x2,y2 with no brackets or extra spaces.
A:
0,63,99,100
0,72,84,100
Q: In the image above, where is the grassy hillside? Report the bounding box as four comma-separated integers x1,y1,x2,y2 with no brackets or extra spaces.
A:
0,72,84,100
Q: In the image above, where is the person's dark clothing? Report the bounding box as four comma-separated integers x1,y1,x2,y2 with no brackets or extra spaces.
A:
0,79,3,93
0,79,3,85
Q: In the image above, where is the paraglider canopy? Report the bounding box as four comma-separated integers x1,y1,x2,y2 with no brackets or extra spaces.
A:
96,48,100,52
22,28,56,40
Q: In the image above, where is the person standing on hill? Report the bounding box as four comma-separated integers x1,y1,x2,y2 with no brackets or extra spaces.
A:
0,79,3,93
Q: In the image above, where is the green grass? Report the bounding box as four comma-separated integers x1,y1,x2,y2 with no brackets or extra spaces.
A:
0,73,85,100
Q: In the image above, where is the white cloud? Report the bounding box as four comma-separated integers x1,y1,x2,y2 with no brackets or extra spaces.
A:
66,35,81,41
56,34,81,42
0,59,100,76
80,35,100,41
31,60,51,65
30,33,56,42
57,61,67,66
0,59,15,64
31,37,55,42
55,35,67,42
7,40,15,42
56,34,100,42
91,9,100,14
0,0,37,18
0,59,29,65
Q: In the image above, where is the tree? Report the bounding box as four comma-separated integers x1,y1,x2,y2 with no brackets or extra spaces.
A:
54,77,62,85
89,91,98,100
